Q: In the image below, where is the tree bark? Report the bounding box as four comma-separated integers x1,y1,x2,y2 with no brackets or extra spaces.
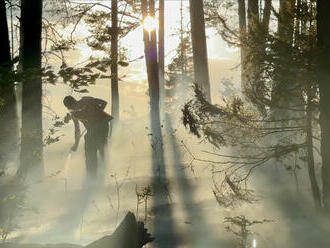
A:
278,0,295,44
271,0,296,118
243,0,259,98
189,0,211,102
18,0,43,177
262,0,272,35
294,0,302,40
247,0,259,34
142,5,176,245
149,0,160,109
141,0,152,85
0,0,18,173
147,0,162,145
317,0,330,210
306,85,322,208
158,0,165,106
238,0,247,89
0,0,11,66
111,0,119,124
242,0,271,94
238,0,247,34
142,0,160,120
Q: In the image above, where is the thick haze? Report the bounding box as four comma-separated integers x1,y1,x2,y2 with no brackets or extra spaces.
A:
1,1,329,248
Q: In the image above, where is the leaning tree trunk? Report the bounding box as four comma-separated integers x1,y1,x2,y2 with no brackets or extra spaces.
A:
111,0,119,124
189,0,211,102
317,0,330,210
18,0,43,177
0,0,18,173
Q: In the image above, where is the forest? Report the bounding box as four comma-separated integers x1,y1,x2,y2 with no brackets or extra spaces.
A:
0,0,330,247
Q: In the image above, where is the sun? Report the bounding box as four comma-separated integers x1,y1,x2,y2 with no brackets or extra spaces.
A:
143,15,158,32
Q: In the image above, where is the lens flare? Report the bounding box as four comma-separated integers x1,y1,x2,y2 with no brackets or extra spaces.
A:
143,16,158,32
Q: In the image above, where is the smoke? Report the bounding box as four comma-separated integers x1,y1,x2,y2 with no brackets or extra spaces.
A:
1,52,329,248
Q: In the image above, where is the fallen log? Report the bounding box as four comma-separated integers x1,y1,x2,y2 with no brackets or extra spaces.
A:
0,212,153,248
86,212,153,248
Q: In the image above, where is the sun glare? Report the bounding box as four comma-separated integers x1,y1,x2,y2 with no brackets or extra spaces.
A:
143,15,158,32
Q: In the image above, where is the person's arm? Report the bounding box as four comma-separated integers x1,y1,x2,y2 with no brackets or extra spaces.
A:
81,96,107,111
71,117,81,152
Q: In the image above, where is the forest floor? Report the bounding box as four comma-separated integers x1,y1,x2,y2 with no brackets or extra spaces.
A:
2,81,330,248
5,113,330,248
10,112,233,248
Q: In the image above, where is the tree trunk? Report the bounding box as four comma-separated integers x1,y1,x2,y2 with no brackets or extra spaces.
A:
238,0,247,90
238,0,247,35
247,0,259,34
158,0,165,106
189,0,211,102
271,0,296,118
242,0,271,95
111,0,119,124
142,0,160,121
0,86,18,173
0,0,18,173
260,1,271,55
149,0,160,110
18,0,43,177
0,0,11,66
243,0,259,98
147,0,162,143
142,4,177,245
141,0,152,86
278,0,295,44
317,0,330,210
294,0,302,41
306,85,322,208
180,0,185,75
262,0,272,35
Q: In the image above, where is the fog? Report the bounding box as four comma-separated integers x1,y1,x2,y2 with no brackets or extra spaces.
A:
1,55,328,247
1,1,330,247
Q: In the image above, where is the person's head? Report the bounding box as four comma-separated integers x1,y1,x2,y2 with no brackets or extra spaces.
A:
63,96,77,110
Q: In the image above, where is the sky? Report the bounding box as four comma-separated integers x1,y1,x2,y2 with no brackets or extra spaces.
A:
44,0,241,118
71,0,240,62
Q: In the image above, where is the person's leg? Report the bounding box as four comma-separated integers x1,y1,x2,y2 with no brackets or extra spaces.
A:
96,121,109,161
84,131,97,178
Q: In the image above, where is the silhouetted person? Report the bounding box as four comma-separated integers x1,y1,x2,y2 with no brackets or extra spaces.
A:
63,96,113,178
